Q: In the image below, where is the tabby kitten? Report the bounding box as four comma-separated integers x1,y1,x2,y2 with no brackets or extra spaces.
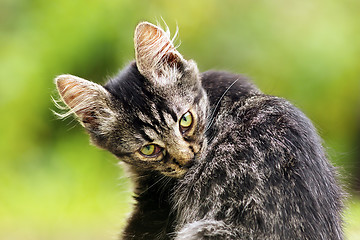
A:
55,22,344,239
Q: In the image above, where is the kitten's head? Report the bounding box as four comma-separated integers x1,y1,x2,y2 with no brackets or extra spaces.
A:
55,22,208,178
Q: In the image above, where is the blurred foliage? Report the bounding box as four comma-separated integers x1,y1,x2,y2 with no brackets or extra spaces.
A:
0,0,359,239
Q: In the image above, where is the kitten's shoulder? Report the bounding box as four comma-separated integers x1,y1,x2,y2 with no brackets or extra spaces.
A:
200,70,261,104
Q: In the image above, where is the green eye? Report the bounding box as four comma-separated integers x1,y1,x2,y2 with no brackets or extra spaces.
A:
140,144,155,156
180,111,193,131
139,144,162,157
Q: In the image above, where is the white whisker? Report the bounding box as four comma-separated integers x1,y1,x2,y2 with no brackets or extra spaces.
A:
138,174,167,196
205,78,239,133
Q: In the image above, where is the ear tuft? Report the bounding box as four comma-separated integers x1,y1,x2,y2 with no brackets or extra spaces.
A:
56,74,90,110
135,22,174,59
134,22,184,80
55,74,113,128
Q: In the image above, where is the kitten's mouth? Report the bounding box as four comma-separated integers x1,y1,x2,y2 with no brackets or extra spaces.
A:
162,169,188,178
161,156,196,178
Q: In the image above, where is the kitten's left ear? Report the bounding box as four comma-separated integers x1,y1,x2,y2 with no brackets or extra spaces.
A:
134,22,186,81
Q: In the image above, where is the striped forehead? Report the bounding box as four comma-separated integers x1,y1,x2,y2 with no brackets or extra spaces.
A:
104,62,201,143
133,99,178,142
136,101,177,126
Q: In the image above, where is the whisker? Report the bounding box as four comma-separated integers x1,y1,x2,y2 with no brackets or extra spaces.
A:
159,176,174,198
205,78,239,132
138,174,167,196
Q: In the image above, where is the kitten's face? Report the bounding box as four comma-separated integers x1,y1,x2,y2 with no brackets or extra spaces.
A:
55,22,208,178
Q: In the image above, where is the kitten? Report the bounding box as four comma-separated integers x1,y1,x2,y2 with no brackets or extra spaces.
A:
55,22,344,239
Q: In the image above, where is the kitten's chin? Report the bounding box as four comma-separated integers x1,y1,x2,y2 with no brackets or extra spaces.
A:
161,169,188,179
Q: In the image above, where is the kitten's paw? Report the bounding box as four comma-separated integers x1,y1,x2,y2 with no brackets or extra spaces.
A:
175,220,237,240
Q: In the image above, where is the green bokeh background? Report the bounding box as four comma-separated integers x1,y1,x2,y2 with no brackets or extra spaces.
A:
1,0,359,239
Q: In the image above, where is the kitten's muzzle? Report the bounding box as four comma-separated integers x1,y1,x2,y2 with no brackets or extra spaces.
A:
168,147,195,168
172,157,195,169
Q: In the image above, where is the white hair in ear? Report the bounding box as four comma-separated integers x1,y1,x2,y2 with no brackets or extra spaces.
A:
54,74,115,130
134,21,186,83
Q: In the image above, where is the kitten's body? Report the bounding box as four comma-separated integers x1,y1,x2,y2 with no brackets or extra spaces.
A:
175,73,343,239
55,22,344,239
109,67,343,240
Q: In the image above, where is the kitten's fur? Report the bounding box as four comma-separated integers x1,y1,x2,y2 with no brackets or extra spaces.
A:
55,22,344,239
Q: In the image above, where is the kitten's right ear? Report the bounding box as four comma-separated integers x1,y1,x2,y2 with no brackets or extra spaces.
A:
55,74,114,130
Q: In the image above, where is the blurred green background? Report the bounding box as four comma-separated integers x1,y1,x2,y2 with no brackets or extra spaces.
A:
1,0,359,239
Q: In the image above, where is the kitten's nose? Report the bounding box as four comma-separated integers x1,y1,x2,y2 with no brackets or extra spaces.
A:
166,140,195,168
183,158,195,168
170,148,195,168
